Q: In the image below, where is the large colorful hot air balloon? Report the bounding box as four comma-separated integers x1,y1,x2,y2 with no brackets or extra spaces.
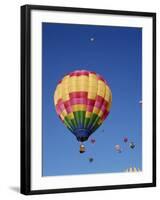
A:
54,70,112,152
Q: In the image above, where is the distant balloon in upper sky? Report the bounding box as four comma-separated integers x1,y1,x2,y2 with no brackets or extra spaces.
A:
90,37,95,42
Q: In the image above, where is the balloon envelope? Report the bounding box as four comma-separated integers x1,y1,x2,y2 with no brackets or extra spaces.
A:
90,138,96,144
88,157,94,162
129,142,135,149
124,137,128,143
54,70,112,142
115,144,121,153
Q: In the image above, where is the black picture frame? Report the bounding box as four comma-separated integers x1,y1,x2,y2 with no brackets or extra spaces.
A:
21,4,156,195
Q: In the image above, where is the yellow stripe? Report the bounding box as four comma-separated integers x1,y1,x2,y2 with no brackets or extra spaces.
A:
92,107,99,115
104,85,112,102
98,110,103,118
85,111,92,118
87,74,98,100
69,75,88,82
67,112,74,120
69,75,89,93
106,92,112,111
72,104,86,112
60,110,68,120
97,80,106,97
54,84,62,105
61,75,70,101
97,118,103,125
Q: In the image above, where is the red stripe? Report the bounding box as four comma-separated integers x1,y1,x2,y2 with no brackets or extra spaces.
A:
101,110,109,120
97,74,106,83
87,105,94,112
89,71,96,75
101,103,108,112
65,106,72,113
87,99,95,106
58,79,62,84
69,91,88,98
56,99,65,114
64,100,70,108
71,98,87,105
95,95,104,103
56,95,109,114
70,70,89,77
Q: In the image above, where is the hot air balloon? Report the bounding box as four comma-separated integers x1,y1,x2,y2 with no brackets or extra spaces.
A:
88,157,94,163
125,167,141,172
124,137,128,143
115,144,122,153
90,138,96,144
129,142,135,149
54,70,112,153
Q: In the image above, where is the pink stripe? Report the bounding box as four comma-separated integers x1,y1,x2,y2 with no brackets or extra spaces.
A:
58,79,62,84
69,92,88,98
56,95,109,115
95,95,104,103
56,106,61,114
89,71,96,75
87,99,95,106
100,104,107,112
65,106,72,113
70,70,89,76
64,100,70,108
101,111,109,120
71,98,87,105
87,105,94,112
94,101,102,108
97,74,106,83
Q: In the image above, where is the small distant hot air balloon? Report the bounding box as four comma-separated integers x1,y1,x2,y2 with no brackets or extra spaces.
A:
88,157,94,163
125,167,141,172
129,142,135,149
90,138,96,144
54,70,112,153
115,144,122,153
124,137,128,143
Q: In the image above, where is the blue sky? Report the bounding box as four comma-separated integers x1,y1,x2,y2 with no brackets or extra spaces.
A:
42,23,142,176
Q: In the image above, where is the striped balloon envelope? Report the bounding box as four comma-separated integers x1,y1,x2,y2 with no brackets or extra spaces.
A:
54,70,112,142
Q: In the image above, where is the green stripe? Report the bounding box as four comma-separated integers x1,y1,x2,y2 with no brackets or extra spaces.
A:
73,111,86,128
91,122,101,133
70,118,77,128
73,111,81,127
64,111,102,134
90,114,101,130
64,117,74,131
87,113,98,128
79,111,85,126
84,118,90,128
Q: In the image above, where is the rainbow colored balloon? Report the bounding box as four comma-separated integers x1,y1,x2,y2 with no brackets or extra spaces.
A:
54,70,112,142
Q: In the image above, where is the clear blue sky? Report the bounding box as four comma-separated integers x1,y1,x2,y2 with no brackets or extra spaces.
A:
42,22,142,176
